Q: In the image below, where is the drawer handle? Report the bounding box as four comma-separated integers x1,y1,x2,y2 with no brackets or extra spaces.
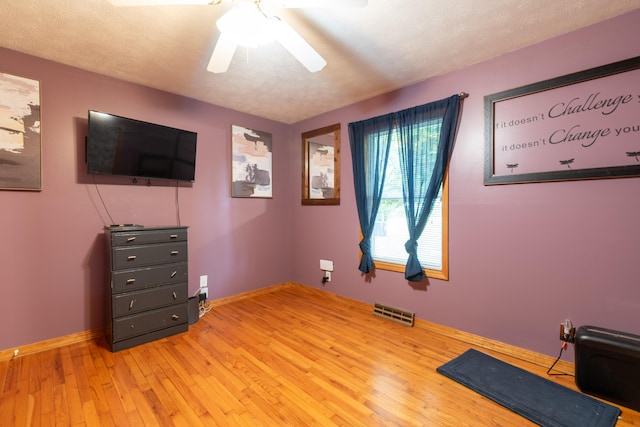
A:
170,251,179,256
129,300,135,310
127,237,136,242
170,234,178,239
170,271,177,278
126,278,136,285
127,255,137,261
172,292,177,300
171,314,179,320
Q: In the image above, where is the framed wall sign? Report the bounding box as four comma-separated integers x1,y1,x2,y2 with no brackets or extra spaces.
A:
0,72,42,191
484,56,640,185
231,124,273,198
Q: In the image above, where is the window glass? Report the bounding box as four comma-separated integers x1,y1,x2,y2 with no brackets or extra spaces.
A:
370,125,447,278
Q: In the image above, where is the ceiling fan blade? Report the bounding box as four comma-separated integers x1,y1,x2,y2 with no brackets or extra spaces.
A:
207,32,238,73
107,0,216,6
266,0,367,7
273,18,326,72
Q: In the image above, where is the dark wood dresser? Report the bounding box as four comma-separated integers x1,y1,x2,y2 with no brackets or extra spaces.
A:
104,226,189,352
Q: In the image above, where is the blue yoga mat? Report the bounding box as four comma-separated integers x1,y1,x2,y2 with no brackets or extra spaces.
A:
437,349,620,427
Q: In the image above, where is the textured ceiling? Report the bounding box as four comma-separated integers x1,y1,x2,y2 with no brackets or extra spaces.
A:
0,0,639,124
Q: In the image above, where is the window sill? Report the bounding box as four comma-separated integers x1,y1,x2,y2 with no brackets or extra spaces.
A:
374,260,449,281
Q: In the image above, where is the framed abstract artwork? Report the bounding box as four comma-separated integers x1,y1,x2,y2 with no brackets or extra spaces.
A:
0,72,42,191
231,124,273,198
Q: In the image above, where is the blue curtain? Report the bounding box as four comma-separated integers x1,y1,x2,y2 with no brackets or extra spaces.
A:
395,95,460,281
348,115,394,273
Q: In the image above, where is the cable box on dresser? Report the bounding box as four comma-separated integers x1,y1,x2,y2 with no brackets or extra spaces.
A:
104,226,189,352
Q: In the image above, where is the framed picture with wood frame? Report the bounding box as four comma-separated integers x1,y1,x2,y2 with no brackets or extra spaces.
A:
301,123,340,205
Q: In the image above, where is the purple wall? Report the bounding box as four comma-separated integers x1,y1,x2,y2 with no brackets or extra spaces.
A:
290,10,640,361
1,10,639,361
0,50,293,350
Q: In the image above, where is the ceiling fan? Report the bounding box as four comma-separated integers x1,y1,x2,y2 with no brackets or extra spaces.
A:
107,0,368,73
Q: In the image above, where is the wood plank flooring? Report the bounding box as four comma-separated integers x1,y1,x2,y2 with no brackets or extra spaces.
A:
1,284,639,426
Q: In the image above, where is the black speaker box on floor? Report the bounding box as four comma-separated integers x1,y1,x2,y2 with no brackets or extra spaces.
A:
188,296,199,325
575,325,640,411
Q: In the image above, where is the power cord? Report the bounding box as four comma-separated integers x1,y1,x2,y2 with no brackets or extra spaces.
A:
175,181,181,227
199,301,211,318
547,342,574,377
93,175,115,225
193,288,212,318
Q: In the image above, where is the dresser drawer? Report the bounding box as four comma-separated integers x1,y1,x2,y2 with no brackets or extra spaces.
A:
111,262,187,293
113,302,188,342
112,242,187,270
111,228,187,247
112,283,188,317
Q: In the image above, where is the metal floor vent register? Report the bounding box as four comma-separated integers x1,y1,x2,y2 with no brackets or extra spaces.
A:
373,303,415,326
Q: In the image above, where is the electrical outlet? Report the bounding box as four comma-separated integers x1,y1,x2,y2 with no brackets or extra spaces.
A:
200,275,208,288
320,259,334,272
559,320,576,343
200,286,208,300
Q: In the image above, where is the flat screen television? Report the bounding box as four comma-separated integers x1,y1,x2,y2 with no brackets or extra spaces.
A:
87,110,197,182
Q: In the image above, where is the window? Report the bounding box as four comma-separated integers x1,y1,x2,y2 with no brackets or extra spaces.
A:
370,127,449,280
349,94,460,282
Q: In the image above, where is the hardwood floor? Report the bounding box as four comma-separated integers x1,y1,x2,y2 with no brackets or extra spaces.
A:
1,283,639,426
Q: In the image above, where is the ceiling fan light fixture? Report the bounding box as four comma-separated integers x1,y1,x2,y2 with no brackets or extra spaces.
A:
216,6,275,48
